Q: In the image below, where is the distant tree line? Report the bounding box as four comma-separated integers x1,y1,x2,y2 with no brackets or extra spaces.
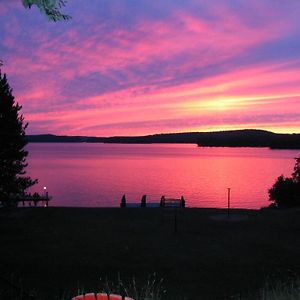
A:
269,158,300,208
26,130,300,149
197,130,300,149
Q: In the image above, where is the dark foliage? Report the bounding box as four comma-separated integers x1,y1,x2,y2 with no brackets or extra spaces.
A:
269,158,300,207
292,158,300,182
0,73,37,207
22,0,71,21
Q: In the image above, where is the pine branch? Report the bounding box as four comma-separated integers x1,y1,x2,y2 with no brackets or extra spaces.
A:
22,0,71,21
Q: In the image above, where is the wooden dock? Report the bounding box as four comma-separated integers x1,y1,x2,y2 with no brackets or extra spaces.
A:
0,195,51,208
18,195,51,207
18,194,52,207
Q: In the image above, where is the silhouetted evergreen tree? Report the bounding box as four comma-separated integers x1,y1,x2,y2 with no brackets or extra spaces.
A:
269,157,300,207
0,73,37,207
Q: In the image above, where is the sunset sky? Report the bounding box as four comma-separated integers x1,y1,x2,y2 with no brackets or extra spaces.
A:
1,0,300,136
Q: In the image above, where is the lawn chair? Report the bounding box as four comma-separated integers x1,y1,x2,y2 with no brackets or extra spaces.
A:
71,293,134,300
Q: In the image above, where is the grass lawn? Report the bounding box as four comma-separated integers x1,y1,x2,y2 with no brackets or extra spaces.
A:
1,207,300,299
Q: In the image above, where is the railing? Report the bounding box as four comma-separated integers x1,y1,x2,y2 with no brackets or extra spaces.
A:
120,194,185,208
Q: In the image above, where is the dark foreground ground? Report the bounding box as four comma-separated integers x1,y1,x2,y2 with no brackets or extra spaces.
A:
1,207,300,300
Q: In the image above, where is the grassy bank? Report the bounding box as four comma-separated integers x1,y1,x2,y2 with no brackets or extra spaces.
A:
1,207,300,299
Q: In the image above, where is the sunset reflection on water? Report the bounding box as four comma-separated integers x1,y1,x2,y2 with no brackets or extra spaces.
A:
26,143,299,209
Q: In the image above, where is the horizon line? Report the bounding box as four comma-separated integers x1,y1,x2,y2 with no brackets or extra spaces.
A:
26,128,300,138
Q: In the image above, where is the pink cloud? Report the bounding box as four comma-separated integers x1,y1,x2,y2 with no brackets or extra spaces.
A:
6,5,291,79
2,1,300,135
19,57,300,136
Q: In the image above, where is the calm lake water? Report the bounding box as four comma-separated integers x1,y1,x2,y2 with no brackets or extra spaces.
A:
26,143,300,209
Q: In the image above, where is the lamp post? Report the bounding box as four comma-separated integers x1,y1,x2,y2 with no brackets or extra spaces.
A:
43,186,49,207
227,188,231,218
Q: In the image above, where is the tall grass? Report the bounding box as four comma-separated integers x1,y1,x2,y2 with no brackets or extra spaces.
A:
3,274,300,300
98,273,166,300
231,276,300,300
257,278,300,300
1,273,166,300
0,273,36,300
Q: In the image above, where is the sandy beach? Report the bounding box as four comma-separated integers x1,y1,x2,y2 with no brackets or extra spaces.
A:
1,207,300,299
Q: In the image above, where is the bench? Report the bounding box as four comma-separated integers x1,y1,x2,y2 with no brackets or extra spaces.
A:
160,196,185,208
72,293,134,300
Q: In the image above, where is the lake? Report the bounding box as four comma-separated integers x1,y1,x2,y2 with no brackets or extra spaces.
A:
26,143,300,209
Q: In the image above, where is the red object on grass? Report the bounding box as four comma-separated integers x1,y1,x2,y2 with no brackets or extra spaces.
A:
71,293,134,300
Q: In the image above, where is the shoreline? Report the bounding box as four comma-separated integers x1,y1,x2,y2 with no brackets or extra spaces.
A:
8,205,265,213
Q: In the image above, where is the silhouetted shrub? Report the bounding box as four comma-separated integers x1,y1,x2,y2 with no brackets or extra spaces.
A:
269,157,300,207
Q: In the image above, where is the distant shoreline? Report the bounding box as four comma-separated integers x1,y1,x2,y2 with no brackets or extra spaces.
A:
26,129,300,149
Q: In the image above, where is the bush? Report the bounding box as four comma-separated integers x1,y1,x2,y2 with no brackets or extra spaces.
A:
269,157,300,207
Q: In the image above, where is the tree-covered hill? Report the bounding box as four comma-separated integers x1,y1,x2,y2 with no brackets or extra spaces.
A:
26,129,300,149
